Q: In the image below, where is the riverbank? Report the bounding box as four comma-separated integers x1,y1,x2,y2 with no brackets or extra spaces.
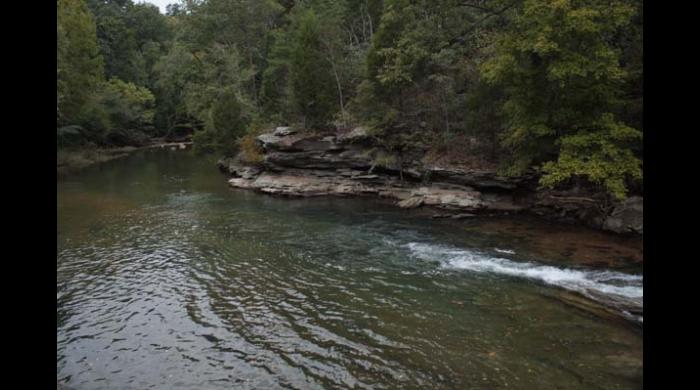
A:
57,140,192,176
218,127,643,236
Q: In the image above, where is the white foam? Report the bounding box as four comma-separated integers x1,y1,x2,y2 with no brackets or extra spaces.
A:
405,242,643,310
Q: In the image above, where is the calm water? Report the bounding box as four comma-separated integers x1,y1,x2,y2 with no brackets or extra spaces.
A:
57,148,643,389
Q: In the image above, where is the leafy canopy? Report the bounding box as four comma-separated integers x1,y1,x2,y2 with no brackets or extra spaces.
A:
482,0,642,198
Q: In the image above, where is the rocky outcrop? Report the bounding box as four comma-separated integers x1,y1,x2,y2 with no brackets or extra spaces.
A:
220,164,518,213
603,196,643,234
218,127,642,235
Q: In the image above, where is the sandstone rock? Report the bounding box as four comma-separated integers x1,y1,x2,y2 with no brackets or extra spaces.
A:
603,196,643,234
350,174,380,180
337,126,370,144
228,177,256,189
238,166,262,179
218,158,263,179
293,138,335,151
424,167,527,190
259,174,331,196
309,170,336,177
451,213,476,219
265,149,373,170
257,133,282,148
224,131,640,235
398,197,424,209
411,187,484,210
379,190,411,200
257,133,309,151
273,126,296,136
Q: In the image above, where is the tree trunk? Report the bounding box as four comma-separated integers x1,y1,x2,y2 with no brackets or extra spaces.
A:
322,40,346,128
330,60,346,128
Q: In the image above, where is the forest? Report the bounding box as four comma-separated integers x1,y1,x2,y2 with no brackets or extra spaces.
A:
57,0,643,199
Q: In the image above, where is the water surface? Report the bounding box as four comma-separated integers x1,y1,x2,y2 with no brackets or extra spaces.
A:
58,148,642,389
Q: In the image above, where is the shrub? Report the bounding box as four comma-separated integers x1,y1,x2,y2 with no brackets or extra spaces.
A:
238,134,264,164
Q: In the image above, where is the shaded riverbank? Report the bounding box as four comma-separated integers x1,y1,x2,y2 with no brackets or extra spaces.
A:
57,141,192,176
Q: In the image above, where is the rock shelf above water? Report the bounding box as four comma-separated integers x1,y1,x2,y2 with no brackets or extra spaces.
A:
218,127,643,235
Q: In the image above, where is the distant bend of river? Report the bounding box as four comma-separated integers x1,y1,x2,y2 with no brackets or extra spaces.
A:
57,148,642,389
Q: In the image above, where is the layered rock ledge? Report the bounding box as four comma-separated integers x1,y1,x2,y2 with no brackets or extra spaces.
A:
218,127,642,235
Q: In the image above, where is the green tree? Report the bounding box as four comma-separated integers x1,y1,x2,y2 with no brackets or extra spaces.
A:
152,41,200,134
57,0,104,124
73,78,156,145
260,29,294,123
193,90,249,156
289,9,337,129
360,0,498,135
261,0,373,128
156,37,255,152
86,0,172,89
482,0,642,198
178,0,284,108
86,0,141,83
101,78,156,130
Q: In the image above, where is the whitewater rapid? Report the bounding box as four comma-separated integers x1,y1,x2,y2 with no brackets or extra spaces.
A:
405,242,643,322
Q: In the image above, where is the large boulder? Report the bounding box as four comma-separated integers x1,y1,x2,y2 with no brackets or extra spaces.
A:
257,131,341,154
257,133,309,151
273,126,297,136
603,196,643,234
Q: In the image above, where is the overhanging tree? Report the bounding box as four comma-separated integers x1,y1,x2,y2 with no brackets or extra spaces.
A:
481,0,642,199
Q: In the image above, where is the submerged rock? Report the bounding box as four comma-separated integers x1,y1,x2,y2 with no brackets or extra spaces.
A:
451,213,476,219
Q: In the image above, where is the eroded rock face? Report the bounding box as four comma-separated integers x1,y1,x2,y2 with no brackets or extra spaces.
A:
337,126,370,144
229,171,387,198
217,158,262,179
265,148,373,170
225,163,515,214
398,197,423,209
409,186,484,209
420,167,531,191
603,196,643,234
257,133,306,151
221,129,642,235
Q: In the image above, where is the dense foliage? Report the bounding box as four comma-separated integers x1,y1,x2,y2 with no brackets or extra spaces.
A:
58,0,170,146
57,0,104,125
57,0,642,198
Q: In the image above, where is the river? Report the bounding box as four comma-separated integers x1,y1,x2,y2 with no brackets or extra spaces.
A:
57,147,643,389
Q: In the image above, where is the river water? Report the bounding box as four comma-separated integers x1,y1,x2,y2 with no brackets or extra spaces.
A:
57,148,643,389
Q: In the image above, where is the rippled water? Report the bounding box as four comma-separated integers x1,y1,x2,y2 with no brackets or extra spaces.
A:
57,148,643,389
